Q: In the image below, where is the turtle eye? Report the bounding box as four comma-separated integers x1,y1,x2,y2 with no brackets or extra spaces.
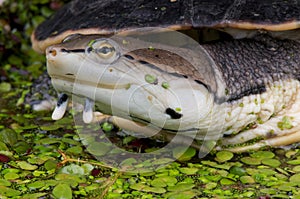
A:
88,40,116,59
95,44,115,58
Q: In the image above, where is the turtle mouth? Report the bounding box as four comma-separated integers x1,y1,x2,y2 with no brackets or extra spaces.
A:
50,74,130,90
49,74,132,123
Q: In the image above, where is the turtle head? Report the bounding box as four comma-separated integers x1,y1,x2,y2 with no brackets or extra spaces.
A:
46,34,127,94
46,34,216,133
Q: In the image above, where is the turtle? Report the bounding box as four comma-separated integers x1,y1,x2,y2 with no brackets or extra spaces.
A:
31,0,300,154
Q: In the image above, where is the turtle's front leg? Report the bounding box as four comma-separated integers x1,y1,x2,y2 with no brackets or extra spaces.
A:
220,87,300,152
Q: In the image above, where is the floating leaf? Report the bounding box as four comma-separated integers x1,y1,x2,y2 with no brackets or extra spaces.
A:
142,186,166,194
259,168,277,176
152,158,173,165
13,141,31,154
86,142,111,156
33,170,46,177
165,190,197,199
292,165,300,172
17,161,38,170
4,172,19,180
60,164,84,176
151,176,177,187
66,146,82,155
290,173,300,183
27,181,46,189
260,188,277,195
138,169,156,177
0,141,9,151
220,178,235,185
1,168,19,175
81,163,94,175
61,138,80,145
40,124,62,131
173,147,196,162
229,166,246,176
261,158,281,167
55,173,86,184
0,186,21,197
0,129,18,146
0,179,11,187
56,179,78,188
120,158,137,167
129,183,151,191
205,182,217,190
240,157,261,165
242,191,255,198
250,151,275,159
44,159,58,171
285,150,297,158
201,160,218,167
167,183,195,192
240,176,255,184
130,183,166,194
287,159,300,165
179,167,199,175
205,175,222,182
215,151,234,162
36,138,61,145
52,183,72,199
44,180,58,187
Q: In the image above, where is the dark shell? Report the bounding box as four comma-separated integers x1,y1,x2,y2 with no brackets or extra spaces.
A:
32,0,300,53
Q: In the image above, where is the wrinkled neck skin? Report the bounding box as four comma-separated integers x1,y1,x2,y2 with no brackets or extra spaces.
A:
46,34,228,139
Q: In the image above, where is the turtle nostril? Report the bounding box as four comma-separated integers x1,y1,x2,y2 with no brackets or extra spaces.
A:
49,49,57,56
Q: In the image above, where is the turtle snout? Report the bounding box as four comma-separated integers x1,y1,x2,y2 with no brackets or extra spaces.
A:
46,46,59,58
